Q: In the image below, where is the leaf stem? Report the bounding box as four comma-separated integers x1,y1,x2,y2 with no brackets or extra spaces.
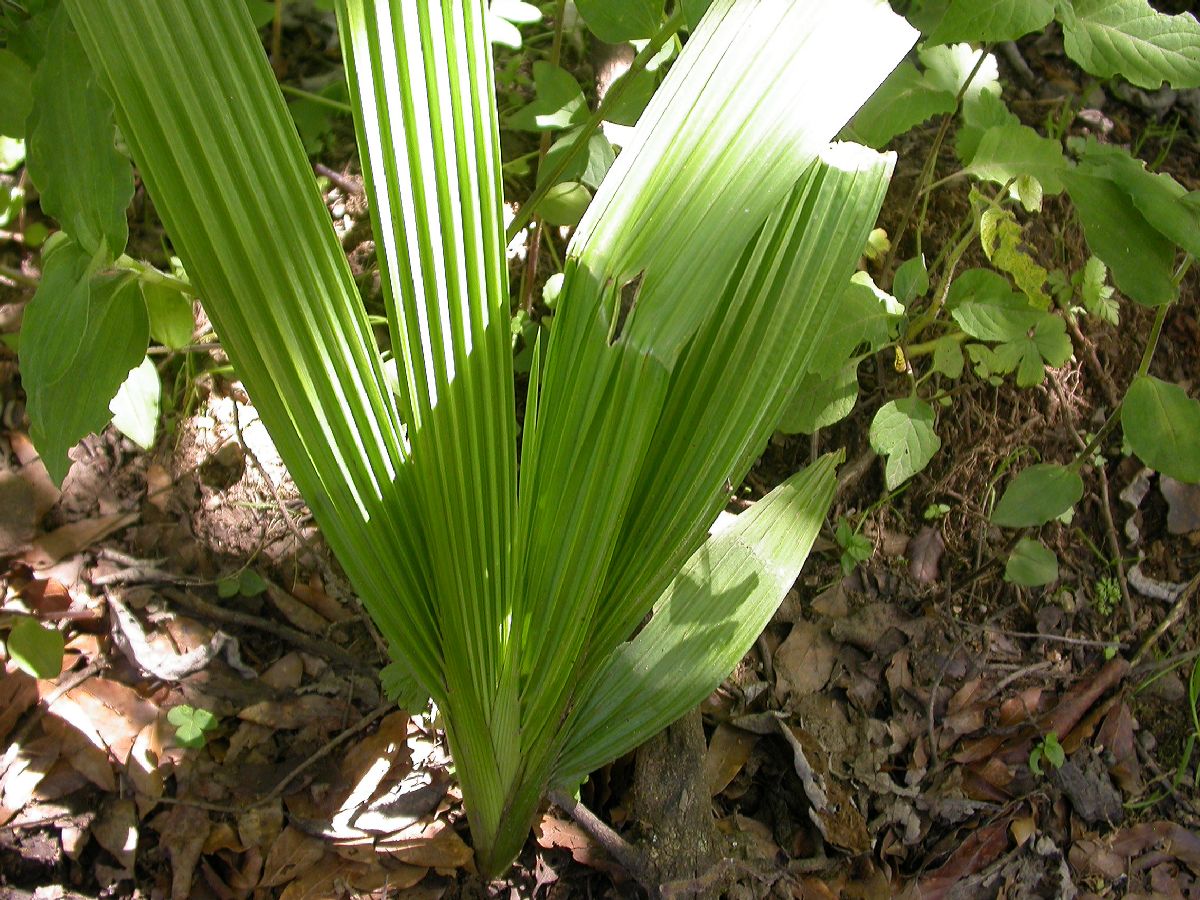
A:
505,8,686,244
278,83,353,114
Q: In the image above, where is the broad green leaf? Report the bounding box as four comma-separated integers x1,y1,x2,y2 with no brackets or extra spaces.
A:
574,0,664,43
683,0,715,28
554,454,838,784
539,130,615,190
932,336,965,379
992,463,1084,527
966,123,1066,194
1015,174,1044,213
19,237,95,390
928,0,1054,44
894,255,929,304
243,0,276,28
843,61,955,148
956,89,1019,165
806,276,899,373
1063,168,1177,307
1074,137,1200,258
0,50,33,137
28,273,149,484
870,397,941,489
538,181,591,226
507,62,587,132
1121,375,1200,483
603,66,661,127
27,5,132,258
921,43,1000,100
979,206,1052,308
990,316,1070,386
6,618,64,679
1058,0,1200,89
778,362,859,435
1005,538,1058,586
946,266,1019,310
952,291,1042,341
142,282,194,350
109,356,160,450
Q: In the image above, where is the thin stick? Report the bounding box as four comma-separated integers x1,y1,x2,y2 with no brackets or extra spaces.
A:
1131,572,1199,669
548,788,652,884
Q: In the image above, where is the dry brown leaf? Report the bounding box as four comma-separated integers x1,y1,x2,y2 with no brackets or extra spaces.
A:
45,676,157,764
1097,702,1142,795
238,694,350,731
238,799,284,851
0,733,60,812
704,724,758,797
152,804,210,900
290,577,353,624
277,852,391,899
918,820,1010,899
202,821,241,854
260,825,328,888
266,582,330,635
0,471,35,554
0,665,38,744
25,511,139,569
144,463,172,513
908,526,945,584
92,797,138,872
775,619,838,700
127,721,166,814
535,814,622,877
1161,476,1200,535
377,820,473,870
10,432,62,518
261,652,305,692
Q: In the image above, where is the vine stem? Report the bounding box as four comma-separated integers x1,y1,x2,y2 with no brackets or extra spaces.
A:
505,9,686,245
879,45,991,280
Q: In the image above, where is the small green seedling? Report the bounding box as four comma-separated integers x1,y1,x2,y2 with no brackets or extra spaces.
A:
923,502,951,520
1092,576,1121,618
217,569,268,599
168,704,218,748
1029,731,1065,776
5,617,65,679
835,516,873,575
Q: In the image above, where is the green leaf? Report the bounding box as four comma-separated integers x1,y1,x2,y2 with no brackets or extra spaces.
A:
956,89,1020,165
539,131,615,190
27,273,150,485
1121,375,1200,482
683,0,715,29
777,362,859,435
19,238,96,393
979,206,1052,308
26,5,133,258
109,356,160,450
1079,256,1119,325
1063,168,1177,307
538,181,591,226
870,397,941,489
142,282,194,349
928,0,1054,43
1005,538,1059,586
507,62,586,132
1074,137,1200,259
843,61,955,148
952,289,1042,342
932,336,965,379
574,0,664,43
603,66,661,127
553,454,838,784
894,255,929,304
966,123,1067,194
806,276,899,373
242,0,276,28
921,43,1000,100
6,618,64,679
1058,0,1200,89
168,704,218,748
0,50,33,137
992,463,1085,527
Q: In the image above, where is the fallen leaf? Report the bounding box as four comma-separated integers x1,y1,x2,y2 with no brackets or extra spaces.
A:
0,471,35,554
239,799,284,851
45,676,157,764
775,620,838,700
704,723,758,796
92,797,138,872
909,525,945,584
376,820,473,870
0,665,38,743
260,825,327,888
0,733,59,812
261,652,305,692
290,577,353,624
265,582,330,635
152,804,210,900
10,432,61,517
238,694,350,731
535,814,622,877
127,721,166,813
25,511,139,569
919,821,1010,899
1161,476,1200,534
276,853,393,899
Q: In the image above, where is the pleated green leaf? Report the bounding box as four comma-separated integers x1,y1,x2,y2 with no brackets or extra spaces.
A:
553,453,839,785
63,0,443,693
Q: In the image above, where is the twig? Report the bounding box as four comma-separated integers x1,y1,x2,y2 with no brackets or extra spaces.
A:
1131,572,1199,669
262,702,393,803
160,587,379,676
548,788,653,885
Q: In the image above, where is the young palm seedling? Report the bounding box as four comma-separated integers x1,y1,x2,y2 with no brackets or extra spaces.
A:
45,0,917,876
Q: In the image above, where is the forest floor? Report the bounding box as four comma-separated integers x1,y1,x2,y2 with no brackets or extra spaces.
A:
1,6,1199,899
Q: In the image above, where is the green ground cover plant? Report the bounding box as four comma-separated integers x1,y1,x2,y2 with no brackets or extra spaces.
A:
4,0,1200,879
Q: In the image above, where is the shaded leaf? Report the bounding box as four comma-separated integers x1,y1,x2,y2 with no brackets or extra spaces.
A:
142,281,194,349
574,0,664,42
869,398,941,489
6,618,64,679
992,464,1085,527
844,61,954,148
1005,538,1058,586
777,362,858,435
966,123,1066,194
0,50,33,137
507,62,586,132
927,0,1054,44
1121,375,1200,483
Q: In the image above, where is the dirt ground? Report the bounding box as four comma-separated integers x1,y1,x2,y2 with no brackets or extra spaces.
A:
1,9,1199,899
